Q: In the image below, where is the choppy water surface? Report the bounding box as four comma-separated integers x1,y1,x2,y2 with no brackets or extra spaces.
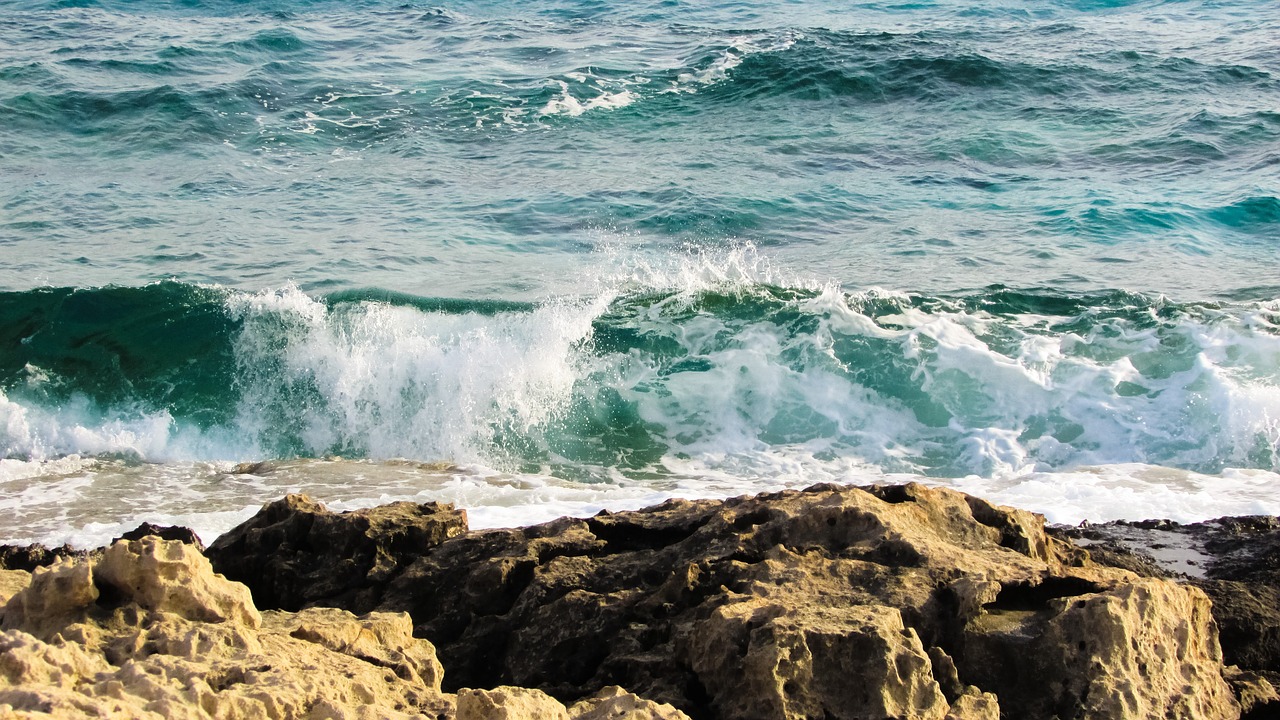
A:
1,0,1278,545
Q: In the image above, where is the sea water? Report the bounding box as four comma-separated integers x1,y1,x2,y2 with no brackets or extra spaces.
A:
1,0,1278,546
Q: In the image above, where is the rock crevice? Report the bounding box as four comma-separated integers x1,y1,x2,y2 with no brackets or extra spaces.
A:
204,484,1244,719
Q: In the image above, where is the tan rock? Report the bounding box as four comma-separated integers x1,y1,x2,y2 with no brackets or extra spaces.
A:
1224,666,1279,715
279,606,444,691
567,686,691,720
96,536,261,629
688,598,948,720
2,557,97,640
458,685,570,720
963,577,1239,719
278,482,1239,720
0,539,453,719
944,688,999,720
3,483,1255,720
0,571,29,610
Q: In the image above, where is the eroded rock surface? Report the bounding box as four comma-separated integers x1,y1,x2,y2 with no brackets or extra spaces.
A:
213,484,1242,720
0,536,454,719
0,534,684,720
1052,515,1280,717
206,494,468,612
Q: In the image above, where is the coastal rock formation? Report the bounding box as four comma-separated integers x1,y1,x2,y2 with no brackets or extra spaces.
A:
457,686,571,720
568,686,694,720
1051,516,1280,716
0,534,701,720
205,495,468,612
211,484,1243,719
455,685,693,720
0,536,454,719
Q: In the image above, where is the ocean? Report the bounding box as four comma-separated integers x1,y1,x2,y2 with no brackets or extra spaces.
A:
1,0,1278,547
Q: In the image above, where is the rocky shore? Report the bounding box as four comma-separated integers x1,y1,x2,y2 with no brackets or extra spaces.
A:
2,483,1278,719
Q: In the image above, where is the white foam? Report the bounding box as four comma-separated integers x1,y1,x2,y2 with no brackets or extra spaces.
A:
951,465,1280,525
2,251,1279,546
228,284,610,461
669,31,801,93
2,452,1279,549
538,82,637,117
0,390,210,462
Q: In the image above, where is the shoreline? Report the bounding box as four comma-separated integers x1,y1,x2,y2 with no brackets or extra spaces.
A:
2,483,1278,718
5,457,1279,552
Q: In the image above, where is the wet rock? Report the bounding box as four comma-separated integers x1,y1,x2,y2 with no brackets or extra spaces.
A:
0,544,83,573
205,493,469,612
212,483,1238,719
114,522,205,552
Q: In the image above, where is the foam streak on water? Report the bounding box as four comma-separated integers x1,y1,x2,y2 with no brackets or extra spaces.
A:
2,0,1279,545
0,246,1277,545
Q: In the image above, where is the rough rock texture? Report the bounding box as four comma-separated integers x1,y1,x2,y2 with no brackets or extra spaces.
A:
1192,517,1280,693
0,536,454,719
0,571,28,609
114,523,205,552
456,685,693,720
1051,516,1280,718
457,686,571,720
0,545,83,574
213,484,1242,720
961,578,1233,718
206,494,468,612
569,686,693,720
96,536,261,627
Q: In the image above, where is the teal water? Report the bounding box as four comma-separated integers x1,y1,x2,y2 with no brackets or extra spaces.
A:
1,0,1278,545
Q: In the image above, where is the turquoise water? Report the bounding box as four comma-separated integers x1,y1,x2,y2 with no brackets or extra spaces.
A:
1,0,1278,545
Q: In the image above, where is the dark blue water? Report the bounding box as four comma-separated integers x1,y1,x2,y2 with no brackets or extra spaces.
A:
1,0,1278,545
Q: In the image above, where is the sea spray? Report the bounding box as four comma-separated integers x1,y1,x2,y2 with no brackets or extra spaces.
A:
3,0,1279,546
1,247,1278,545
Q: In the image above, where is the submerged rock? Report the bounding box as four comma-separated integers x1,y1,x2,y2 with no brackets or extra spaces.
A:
211,483,1244,720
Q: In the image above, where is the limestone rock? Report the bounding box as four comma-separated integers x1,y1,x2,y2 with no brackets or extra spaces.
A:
567,686,691,720
1051,512,1280,705
96,536,260,629
1,557,98,640
686,599,948,720
280,606,444,691
458,685,570,720
206,494,468,612
944,689,999,720
5,484,1255,720
0,538,453,719
1225,667,1279,716
208,482,1238,720
961,577,1237,719
0,571,30,611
